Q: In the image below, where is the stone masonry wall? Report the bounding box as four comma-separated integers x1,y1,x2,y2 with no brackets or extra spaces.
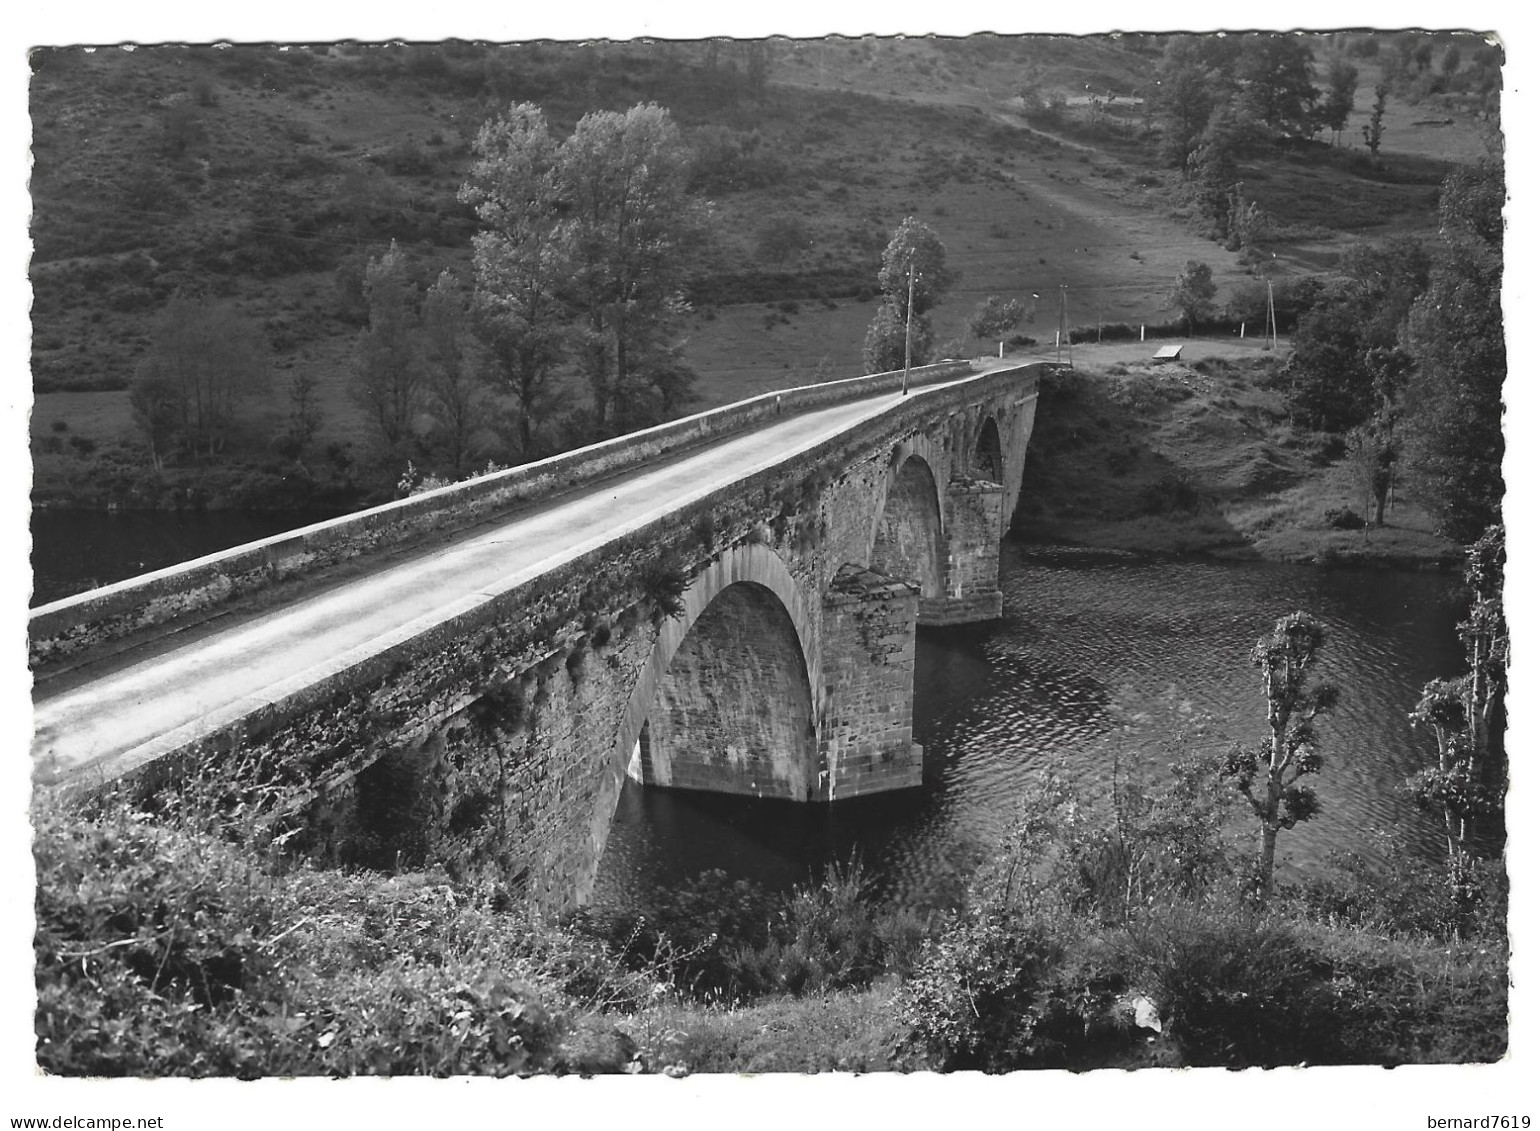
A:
923,477,1005,627
819,565,923,799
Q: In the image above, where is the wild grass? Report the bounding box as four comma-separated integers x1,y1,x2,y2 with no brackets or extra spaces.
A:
32,694,1506,1077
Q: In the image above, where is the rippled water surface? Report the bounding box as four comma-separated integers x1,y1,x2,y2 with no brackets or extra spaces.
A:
593,542,1465,911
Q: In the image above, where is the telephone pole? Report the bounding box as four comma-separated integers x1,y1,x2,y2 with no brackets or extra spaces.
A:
1265,277,1278,351
903,253,916,395
1056,284,1072,368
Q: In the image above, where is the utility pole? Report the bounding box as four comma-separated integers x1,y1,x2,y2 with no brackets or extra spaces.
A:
1265,277,1278,351
903,253,916,395
1056,284,1072,368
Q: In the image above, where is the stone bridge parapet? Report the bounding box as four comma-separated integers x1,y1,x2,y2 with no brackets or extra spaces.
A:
29,361,977,671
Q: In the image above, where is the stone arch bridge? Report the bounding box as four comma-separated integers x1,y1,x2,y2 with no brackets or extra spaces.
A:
31,361,1041,907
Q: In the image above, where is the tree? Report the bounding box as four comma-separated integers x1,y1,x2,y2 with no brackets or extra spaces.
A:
559,102,707,435
459,102,570,459
1167,260,1216,334
1155,36,1236,168
131,294,271,462
967,296,1026,355
864,217,954,374
421,271,483,475
1362,82,1389,160
1285,238,1430,434
863,300,934,374
1234,34,1319,138
128,368,181,471
1319,57,1359,145
1224,185,1269,254
1401,160,1505,541
1408,526,1507,901
282,369,322,464
876,216,956,322
1223,612,1339,903
1184,103,1257,239
1441,42,1463,77
352,241,424,458
1356,346,1414,525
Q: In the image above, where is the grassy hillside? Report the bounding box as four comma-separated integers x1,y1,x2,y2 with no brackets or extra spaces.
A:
1012,341,1461,565
28,33,1498,508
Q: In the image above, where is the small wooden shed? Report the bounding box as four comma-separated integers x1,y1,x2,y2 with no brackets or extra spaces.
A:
1151,344,1184,363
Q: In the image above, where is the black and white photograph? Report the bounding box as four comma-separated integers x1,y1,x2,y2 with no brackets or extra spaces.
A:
5,4,1532,1126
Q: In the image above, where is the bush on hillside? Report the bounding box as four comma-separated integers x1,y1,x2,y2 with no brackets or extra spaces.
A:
31,786,642,1077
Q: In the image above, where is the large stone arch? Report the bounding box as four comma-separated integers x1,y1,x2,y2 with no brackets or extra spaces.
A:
867,444,946,598
583,544,820,891
634,580,818,799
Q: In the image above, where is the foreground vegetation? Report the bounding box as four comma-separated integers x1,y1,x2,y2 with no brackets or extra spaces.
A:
35,699,1506,1076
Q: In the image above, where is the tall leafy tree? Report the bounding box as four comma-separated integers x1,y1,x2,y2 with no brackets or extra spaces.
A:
1155,35,1238,168
864,217,954,374
461,101,708,446
1235,35,1320,138
1319,56,1359,144
1223,612,1339,904
1362,82,1389,160
559,102,706,435
1353,345,1415,526
352,241,424,458
459,102,569,457
1402,160,1505,541
421,270,483,475
1408,526,1507,901
1285,238,1431,433
1184,103,1258,238
876,216,956,322
1167,260,1216,334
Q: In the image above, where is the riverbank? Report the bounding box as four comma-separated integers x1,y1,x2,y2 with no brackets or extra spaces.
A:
33,760,1506,1077
1012,341,1463,569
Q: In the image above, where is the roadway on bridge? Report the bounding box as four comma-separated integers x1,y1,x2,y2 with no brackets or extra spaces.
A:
32,366,1017,783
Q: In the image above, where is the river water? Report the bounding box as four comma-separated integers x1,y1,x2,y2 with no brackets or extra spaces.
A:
592,540,1467,913
28,509,342,607
27,513,1468,910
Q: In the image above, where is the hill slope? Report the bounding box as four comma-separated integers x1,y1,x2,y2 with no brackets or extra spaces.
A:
27,34,1496,509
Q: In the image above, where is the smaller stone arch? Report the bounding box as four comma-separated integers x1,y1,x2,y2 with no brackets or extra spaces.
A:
869,452,946,598
971,415,1005,485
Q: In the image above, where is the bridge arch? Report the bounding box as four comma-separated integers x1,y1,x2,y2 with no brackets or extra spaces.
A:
971,415,1005,484
868,445,946,598
608,542,820,803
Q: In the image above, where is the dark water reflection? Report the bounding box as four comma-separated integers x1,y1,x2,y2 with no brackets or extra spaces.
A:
29,509,342,607
593,542,1466,913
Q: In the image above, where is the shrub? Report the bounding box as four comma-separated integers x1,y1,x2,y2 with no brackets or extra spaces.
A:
1283,844,1507,942
1324,506,1366,530
1138,472,1203,515
894,910,1132,1071
1119,904,1333,1067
